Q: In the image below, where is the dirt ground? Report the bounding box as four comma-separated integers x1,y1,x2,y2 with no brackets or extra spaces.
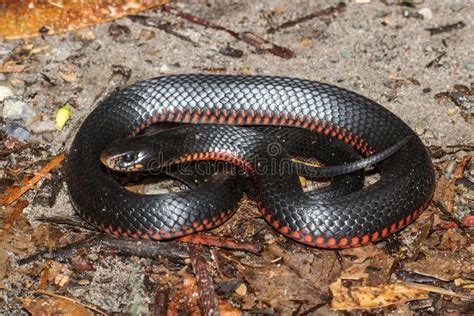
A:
1,0,473,314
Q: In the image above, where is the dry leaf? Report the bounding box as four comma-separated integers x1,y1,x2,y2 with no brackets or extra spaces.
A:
0,0,170,40
22,297,94,316
330,279,429,310
0,252,10,280
404,254,473,281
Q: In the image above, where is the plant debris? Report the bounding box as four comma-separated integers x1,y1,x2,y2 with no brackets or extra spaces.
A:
425,21,466,35
162,5,294,59
0,0,170,40
1,154,65,205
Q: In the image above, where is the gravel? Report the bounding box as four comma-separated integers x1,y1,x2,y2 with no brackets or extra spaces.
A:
0,85,14,101
2,122,30,141
29,120,56,134
2,97,36,123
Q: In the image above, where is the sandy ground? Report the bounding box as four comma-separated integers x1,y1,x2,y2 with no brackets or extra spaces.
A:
1,0,473,314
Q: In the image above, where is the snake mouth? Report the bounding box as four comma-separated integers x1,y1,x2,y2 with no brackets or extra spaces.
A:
99,151,112,168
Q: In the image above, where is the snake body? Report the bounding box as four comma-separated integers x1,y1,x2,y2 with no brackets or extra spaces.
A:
66,75,435,248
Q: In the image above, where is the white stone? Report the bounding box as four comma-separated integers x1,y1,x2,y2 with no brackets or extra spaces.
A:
418,8,433,20
30,120,56,134
2,97,36,123
0,85,14,101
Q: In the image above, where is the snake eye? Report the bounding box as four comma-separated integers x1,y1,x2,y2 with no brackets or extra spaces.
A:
122,153,135,163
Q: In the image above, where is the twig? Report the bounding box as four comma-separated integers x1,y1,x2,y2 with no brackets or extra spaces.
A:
17,235,190,265
179,234,263,254
426,51,446,68
35,215,95,231
403,282,473,299
267,2,346,34
153,290,169,316
1,153,65,205
162,5,293,59
100,236,189,261
187,244,219,316
129,15,199,46
433,200,468,234
425,21,466,35
409,215,434,262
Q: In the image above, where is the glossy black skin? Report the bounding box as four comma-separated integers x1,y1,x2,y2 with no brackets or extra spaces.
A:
66,75,435,247
102,125,368,200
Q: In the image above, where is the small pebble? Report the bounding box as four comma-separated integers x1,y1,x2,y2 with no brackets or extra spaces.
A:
464,61,474,71
241,66,251,75
73,29,96,43
159,64,173,74
417,7,432,19
383,14,397,27
89,41,101,51
42,133,54,143
3,123,30,141
422,87,431,93
382,35,397,50
445,160,457,179
235,283,247,296
447,107,458,116
30,120,56,134
382,78,398,90
414,125,425,136
2,97,37,123
52,46,72,62
423,129,436,139
87,253,99,261
0,85,14,101
138,29,156,41
340,50,352,59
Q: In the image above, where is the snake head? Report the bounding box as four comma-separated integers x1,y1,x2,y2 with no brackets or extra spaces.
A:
100,136,158,172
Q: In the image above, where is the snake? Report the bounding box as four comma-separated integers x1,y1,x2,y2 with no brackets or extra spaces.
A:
66,75,435,248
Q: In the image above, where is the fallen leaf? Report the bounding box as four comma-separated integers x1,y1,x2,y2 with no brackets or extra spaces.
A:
29,290,105,315
0,0,170,40
0,252,10,280
404,254,473,281
330,279,429,310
